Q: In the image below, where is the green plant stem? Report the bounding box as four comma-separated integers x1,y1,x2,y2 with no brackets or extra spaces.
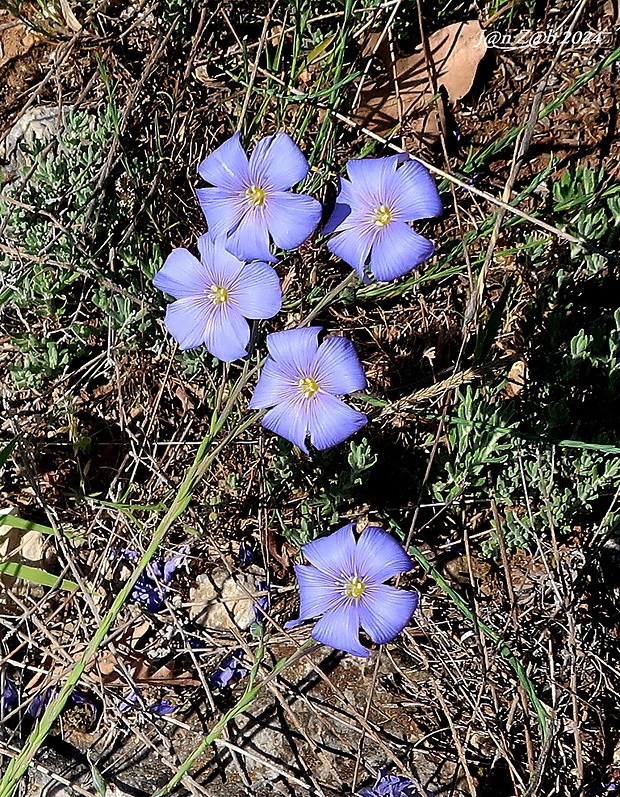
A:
152,639,317,797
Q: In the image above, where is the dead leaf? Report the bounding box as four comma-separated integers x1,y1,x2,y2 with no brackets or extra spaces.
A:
354,20,487,145
59,0,82,32
505,360,526,397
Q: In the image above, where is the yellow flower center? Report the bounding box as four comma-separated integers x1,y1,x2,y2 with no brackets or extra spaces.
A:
298,376,320,399
372,204,393,228
345,575,367,599
245,184,267,207
209,284,230,305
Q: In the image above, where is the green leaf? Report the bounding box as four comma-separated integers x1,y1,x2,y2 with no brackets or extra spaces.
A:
0,513,83,541
304,32,337,65
0,561,79,592
0,438,17,470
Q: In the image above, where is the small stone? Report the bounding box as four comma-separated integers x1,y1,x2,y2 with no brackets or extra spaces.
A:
189,568,256,631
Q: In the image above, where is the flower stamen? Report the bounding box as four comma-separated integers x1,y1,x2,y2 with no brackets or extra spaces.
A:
345,575,367,599
298,376,320,398
245,184,267,208
209,284,230,305
372,204,393,228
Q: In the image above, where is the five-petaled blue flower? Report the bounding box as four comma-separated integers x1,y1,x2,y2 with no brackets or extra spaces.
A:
249,327,367,454
324,154,442,282
154,233,282,362
288,524,419,658
196,132,322,263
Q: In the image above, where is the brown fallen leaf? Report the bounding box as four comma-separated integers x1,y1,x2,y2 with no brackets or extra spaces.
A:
354,20,487,146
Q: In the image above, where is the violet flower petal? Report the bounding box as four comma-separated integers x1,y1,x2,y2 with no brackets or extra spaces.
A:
266,326,321,372
164,297,215,351
149,699,176,715
204,304,250,362
225,210,276,263
346,155,402,200
306,392,368,451
355,527,413,584
248,358,300,409
264,191,322,250
392,160,443,221
230,260,282,319
311,601,368,658
294,564,345,621
196,187,248,238
197,132,250,191
359,584,419,645
3,679,17,712
198,234,245,284
369,223,434,282
261,397,310,453
326,224,374,280
312,336,367,395
118,690,138,713
153,248,209,300
322,199,351,235
249,131,309,191
302,524,357,580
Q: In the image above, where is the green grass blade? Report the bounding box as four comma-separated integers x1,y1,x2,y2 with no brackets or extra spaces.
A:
0,562,79,592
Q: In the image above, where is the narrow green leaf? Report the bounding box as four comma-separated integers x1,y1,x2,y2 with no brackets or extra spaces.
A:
87,754,107,797
0,513,83,541
0,438,17,470
0,562,79,592
304,32,337,65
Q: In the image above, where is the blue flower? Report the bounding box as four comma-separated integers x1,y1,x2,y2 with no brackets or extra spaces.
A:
249,327,367,454
324,155,442,282
27,687,58,718
149,699,176,716
154,233,282,362
196,132,322,263
359,768,434,797
3,678,17,712
288,524,418,658
118,548,187,613
210,649,249,690
254,579,270,622
118,691,176,715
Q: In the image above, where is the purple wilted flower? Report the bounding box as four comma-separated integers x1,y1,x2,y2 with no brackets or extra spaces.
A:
149,699,176,716
196,132,322,263
118,690,176,715
210,648,249,690
359,768,434,797
324,155,442,282
249,327,367,453
118,548,187,613
238,541,254,567
288,524,418,658
118,690,138,713
254,579,270,622
153,233,281,361
28,687,58,718
3,678,17,712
